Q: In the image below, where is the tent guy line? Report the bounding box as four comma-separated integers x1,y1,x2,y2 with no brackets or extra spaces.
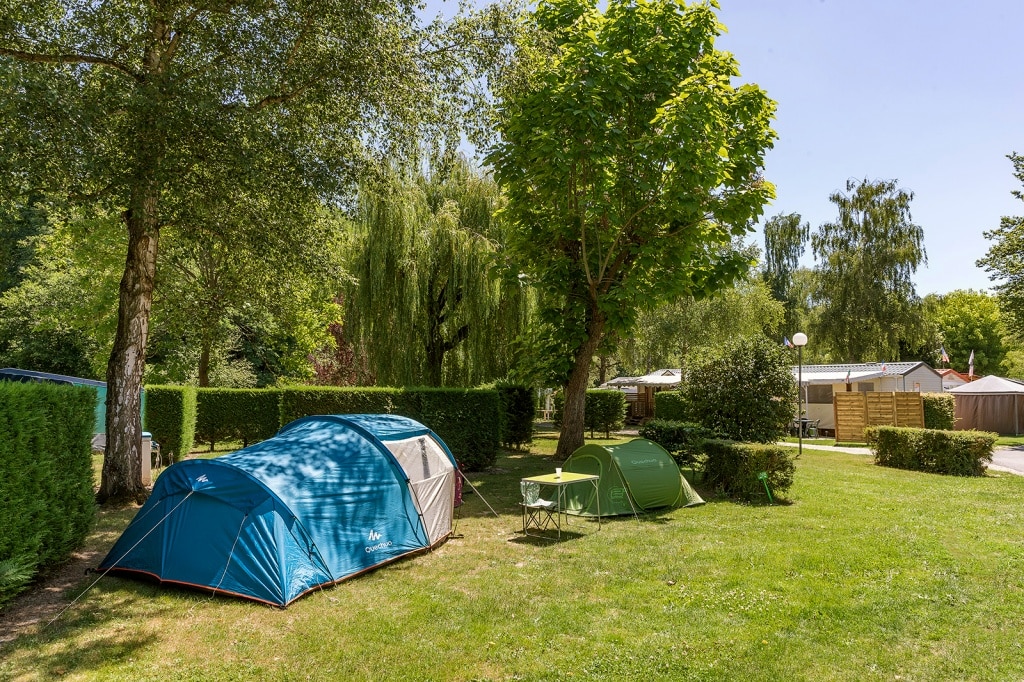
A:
47,490,196,628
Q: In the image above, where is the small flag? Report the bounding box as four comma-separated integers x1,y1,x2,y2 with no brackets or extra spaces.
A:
940,346,950,364
845,369,851,384
969,350,975,378
783,336,794,349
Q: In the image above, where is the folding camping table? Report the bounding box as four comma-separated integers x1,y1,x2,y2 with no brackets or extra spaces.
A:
520,472,600,539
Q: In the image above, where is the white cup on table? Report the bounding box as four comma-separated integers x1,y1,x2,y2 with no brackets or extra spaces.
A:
555,467,562,478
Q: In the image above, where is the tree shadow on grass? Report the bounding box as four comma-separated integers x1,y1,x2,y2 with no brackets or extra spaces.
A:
0,580,178,679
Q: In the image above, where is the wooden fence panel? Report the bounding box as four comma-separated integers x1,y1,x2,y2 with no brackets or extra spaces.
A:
834,393,867,443
832,392,925,442
866,393,895,426
894,392,925,428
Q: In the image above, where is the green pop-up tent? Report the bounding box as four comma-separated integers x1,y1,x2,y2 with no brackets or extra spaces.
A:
561,438,703,517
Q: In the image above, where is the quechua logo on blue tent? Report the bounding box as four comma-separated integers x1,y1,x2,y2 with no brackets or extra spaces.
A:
365,529,392,553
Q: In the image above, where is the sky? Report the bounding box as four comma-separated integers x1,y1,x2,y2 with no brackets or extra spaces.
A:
711,0,1024,296
426,0,1024,296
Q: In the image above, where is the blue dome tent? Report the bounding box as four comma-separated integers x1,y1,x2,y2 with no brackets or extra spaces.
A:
99,414,458,606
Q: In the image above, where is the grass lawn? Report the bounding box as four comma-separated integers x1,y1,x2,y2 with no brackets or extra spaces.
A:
5,437,1024,680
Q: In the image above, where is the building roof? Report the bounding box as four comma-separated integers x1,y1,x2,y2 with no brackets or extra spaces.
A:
938,368,971,386
604,369,681,388
948,374,1024,394
790,362,932,386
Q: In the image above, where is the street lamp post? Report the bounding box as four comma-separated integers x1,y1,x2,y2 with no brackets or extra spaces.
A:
792,332,808,459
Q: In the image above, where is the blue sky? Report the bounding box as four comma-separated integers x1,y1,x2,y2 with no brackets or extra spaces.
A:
712,0,1024,296
427,0,1024,295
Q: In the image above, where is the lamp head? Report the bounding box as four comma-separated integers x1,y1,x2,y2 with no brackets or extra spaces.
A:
792,332,808,347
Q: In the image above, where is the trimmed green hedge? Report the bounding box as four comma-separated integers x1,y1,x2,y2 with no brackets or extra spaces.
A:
638,419,709,469
702,439,796,501
279,387,400,423
922,393,956,430
405,388,501,471
654,391,687,422
146,385,503,472
280,387,501,471
496,384,534,449
867,426,995,476
0,382,96,606
586,390,626,437
552,389,627,437
196,388,281,450
145,386,197,464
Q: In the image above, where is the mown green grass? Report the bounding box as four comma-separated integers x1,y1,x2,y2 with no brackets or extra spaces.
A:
7,439,1024,681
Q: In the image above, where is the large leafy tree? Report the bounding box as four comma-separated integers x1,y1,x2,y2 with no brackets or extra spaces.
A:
343,159,531,387
487,0,776,457
762,211,809,333
978,153,1024,339
0,1,510,502
811,178,926,363
149,201,345,387
926,289,1006,376
0,209,123,378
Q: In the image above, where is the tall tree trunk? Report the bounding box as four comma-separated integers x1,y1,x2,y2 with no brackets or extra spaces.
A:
97,191,159,504
555,311,605,459
97,18,169,504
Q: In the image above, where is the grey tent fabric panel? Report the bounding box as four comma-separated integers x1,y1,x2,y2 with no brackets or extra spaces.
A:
385,435,455,545
954,394,1022,435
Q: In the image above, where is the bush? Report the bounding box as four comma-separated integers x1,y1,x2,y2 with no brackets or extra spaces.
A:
496,384,534,449
702,439,796,501
280,387,501,471
552,389,627,437
196,388,281,450
654,391,687,421
867,426,995,476
922,393,956,430
639,419,709,469
678,335,797,443
145,385,197,463
0,382,95,606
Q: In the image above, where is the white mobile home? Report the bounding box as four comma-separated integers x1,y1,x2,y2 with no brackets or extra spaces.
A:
790,362,943,433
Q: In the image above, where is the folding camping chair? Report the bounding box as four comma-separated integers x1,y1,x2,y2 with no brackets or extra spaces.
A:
521,480,558,537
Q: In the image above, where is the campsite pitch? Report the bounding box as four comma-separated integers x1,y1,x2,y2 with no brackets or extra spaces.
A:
3,441,1024,680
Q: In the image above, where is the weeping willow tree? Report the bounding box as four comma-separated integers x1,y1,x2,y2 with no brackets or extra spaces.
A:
344,159,532,387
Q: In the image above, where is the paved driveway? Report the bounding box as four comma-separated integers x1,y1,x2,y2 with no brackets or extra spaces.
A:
990,446,1024,475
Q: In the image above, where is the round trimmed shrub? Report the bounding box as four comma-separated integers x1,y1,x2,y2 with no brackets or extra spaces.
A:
678,334,797,443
